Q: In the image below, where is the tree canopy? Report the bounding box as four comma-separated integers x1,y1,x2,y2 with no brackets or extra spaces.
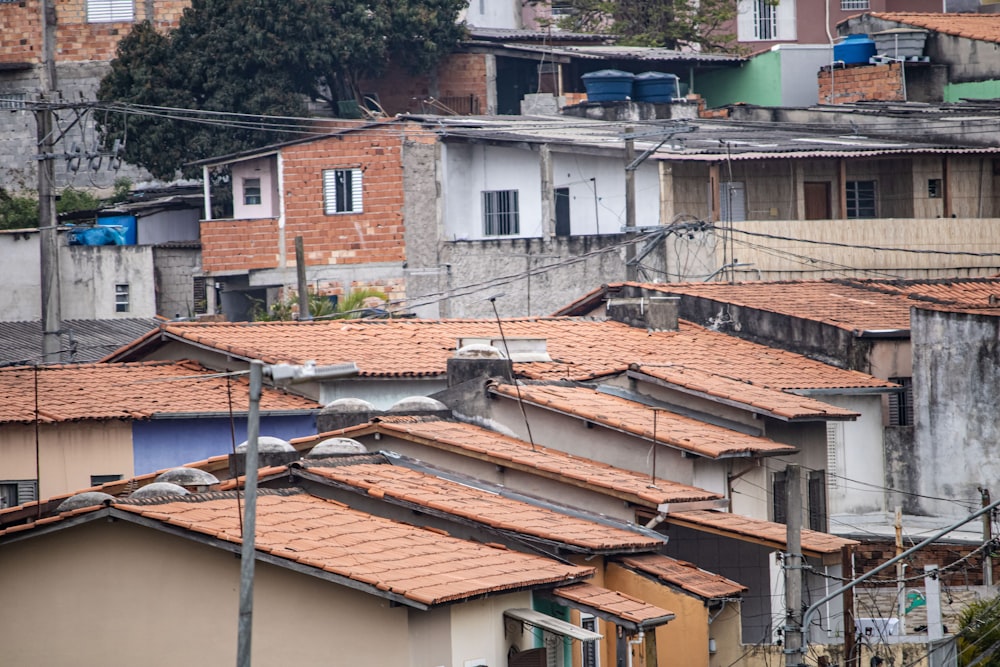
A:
97,0,467,180
545,0,741,52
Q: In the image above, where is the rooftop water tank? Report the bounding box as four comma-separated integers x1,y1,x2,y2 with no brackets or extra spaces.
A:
582,70,635,102
834,34,876,65
633,72,680,103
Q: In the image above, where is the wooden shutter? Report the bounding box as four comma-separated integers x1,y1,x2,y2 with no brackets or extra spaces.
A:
350,169,363,213
86,0,134,22
323,170,338,214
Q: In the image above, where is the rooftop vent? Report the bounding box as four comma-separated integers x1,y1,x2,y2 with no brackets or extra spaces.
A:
447,343,514,387
130,482,190,499
306,437,368,458
317,398,381,433
155,467,221,492
229,436,300,477
606,296,678,332
457,337,551,362
57,491,114,512
235,436,294,453
388,396,449,413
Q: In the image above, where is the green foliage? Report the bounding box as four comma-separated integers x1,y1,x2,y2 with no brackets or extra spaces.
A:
0,187,108,230
252,288,389,321
546,0,741,52
958,596,1000,666
97,0,467,180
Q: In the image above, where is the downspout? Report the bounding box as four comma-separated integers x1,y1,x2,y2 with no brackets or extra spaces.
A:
627,630,644,667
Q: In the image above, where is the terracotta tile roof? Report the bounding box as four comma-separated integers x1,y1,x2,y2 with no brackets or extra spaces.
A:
849,277,1000,310
106,489,594,606
0,360,319,424
490,383,800,458
109,317,894,391
298,461,664,552
870,12,1000,43
615,554,747,600
628,366,860,422
553,582,675,630
327,417,722,507
665,510,858,557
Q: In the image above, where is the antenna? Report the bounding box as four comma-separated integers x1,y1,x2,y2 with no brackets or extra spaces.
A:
487,294,536,451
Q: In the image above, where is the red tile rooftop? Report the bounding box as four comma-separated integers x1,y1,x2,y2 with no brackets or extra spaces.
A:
615,554,747,600
325,417,723,507
871,12,1000,44
490,383,800,458
107,317,895,390
11,488,593,607
628,366,860,422
665,510,858,557
298,461,664,552
553,583,675,629
0,360,319,424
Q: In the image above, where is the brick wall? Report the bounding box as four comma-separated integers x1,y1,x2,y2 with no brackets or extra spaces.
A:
360,52,490,116
1,0,186,65
818,63,905,104
855,539,996,587
201,122,409,275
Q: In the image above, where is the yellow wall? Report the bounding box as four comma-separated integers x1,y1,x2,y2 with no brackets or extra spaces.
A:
1,421,134,498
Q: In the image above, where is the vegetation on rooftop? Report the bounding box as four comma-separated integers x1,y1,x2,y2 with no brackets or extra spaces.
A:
252,287,390,322
0,179,132,231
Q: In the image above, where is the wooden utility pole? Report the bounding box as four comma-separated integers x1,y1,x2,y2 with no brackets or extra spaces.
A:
785,464,803,667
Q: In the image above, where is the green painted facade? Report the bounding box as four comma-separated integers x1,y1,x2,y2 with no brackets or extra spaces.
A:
944,79,1000,103
697,49,784,108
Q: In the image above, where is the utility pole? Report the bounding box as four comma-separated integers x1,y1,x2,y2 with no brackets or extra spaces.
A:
624,126,637,281
982,487,993,587
895,507,906,636
38,0,61,363
295,236,310,321
784,464,803,667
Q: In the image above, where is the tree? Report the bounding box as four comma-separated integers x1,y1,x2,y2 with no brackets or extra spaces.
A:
545,0,742,52
97,0,466,180
958,596,1000,666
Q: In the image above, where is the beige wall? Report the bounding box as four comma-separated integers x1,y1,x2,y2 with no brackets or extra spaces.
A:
0,518,412,666
1,421,134,498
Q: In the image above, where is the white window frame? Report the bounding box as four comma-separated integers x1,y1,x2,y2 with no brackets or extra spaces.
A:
840,0,869,10
115,283,130,313
86,0,135,23
322,168,363,215
737,0,796,42
482,189,520,236
243,177,262,206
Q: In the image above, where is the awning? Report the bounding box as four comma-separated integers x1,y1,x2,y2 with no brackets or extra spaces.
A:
504,608,603,642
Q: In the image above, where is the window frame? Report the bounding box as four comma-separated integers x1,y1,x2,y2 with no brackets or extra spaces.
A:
840,0,869,10
115,283,130,313
0,479,37,508
322,168,363,215
243,177,262,206
482,189,520,236
86,0,135,23
845,179,877,219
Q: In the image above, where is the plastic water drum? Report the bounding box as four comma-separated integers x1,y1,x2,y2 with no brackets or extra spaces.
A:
582,70,635,102
834,34,876,65
633,72,680,103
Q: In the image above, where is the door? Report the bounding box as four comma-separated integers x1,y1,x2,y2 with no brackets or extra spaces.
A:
555,187,570,236
804,181,831,219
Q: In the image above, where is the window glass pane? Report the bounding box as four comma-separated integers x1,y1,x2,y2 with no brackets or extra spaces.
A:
482,190,520,236
846,180,877,218
243,178,261,206
115,284,130,313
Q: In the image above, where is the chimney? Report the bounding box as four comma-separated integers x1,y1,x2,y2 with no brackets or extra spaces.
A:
448,343,514,387
606,296,679,331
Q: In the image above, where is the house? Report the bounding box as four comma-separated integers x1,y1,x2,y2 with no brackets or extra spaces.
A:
0,360,320,501
192,113,1000,321
829,12,1000,105
0,483,607,666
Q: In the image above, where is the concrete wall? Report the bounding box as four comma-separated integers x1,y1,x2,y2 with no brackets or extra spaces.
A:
231,157,279,220
152,245,201,319
0,421,134,498
822,393,887,516
912,308,1000,518
462,0,521,29
63,244,157,318
0,519,414,666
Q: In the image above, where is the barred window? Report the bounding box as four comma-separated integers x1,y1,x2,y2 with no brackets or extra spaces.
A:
841,0,869,10
846,180,877,219
482,190,519,236
86,0,134,22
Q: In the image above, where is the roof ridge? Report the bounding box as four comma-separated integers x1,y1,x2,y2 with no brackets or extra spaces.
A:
113,487,301,505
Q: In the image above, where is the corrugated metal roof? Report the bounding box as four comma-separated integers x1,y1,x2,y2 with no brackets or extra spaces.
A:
0,318,160,366
497,43,744,64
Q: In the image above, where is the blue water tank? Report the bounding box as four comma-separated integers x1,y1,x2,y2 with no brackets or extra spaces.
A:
834,34,877,65
581,69,635,102
633,72,680,103
98,214,137,245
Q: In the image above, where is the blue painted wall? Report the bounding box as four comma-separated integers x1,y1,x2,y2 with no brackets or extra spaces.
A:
131,414,317,475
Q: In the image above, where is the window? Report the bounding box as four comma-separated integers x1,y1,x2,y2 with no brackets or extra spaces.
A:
580,614,600,667
555,187,571,236
753,0,777,40
737,0,796,42
0,93,27,110
243,178,262,206
808,470,827,532
322,168,363,214
115,283,130,313
888,377,914,426
0,480,37,508
482,189,520,236
192,277,208,315
928,178,943,199
841,0,869,9
846,180,877,218
772,470,787,524
91,474,122,487
86,0,134,22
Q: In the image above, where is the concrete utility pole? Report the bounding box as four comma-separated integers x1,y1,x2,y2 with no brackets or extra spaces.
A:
624,126,637,281
982,487,993,588
295,236,310,320
784,464,803,667
38,0,61,363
